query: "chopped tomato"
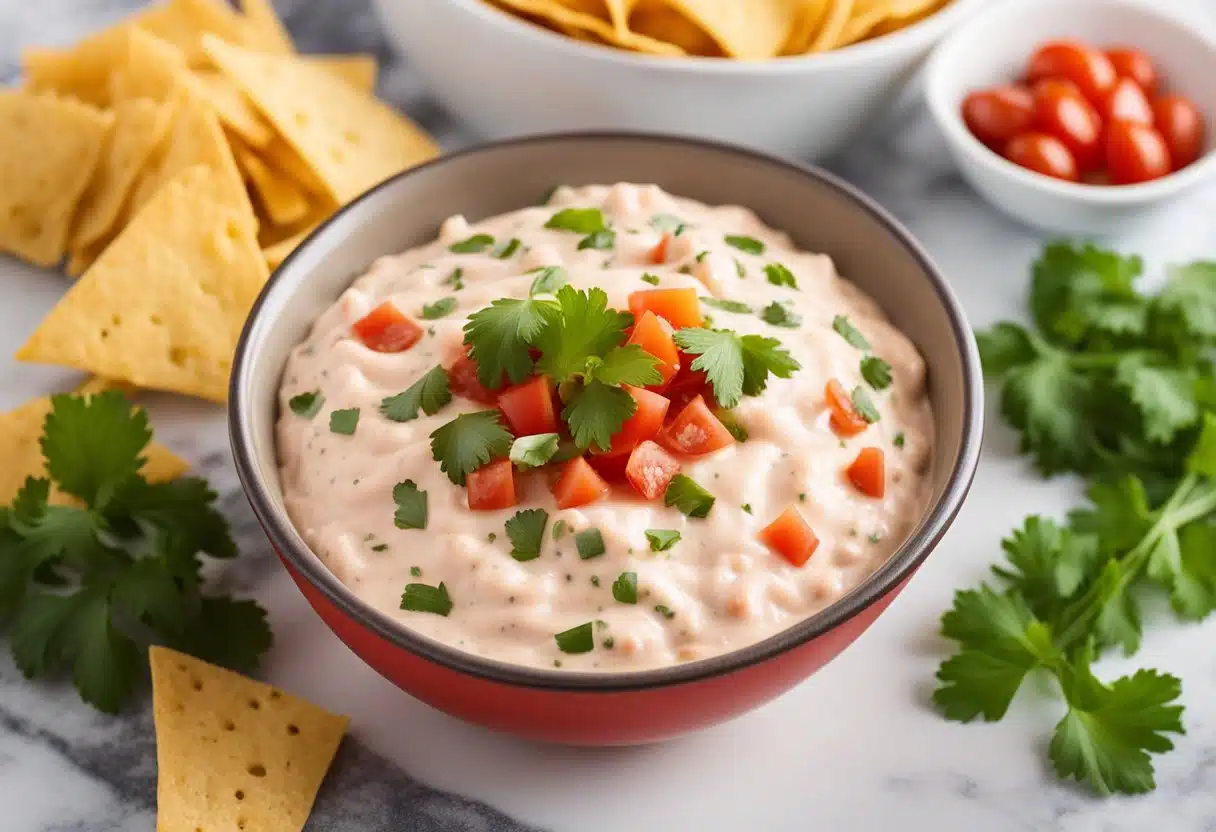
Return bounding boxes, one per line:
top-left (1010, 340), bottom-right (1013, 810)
top-left (628, 288), bottom-right (703, 329)
top-left (497, 376), bottom-right (557, 436)
top-left (758, 507), bottom-right (820, 568)
top-left (625, 310), bottom-right (680, 388)
top-left (352, 302), bottom-right (423, 353)
top-left (825, 379), bottom-right (868, 437)
top-left (961, 85), bottom-right (1035, 148)
top-left (648, 233), bottom-right (672, 264)
top-left (552, 456), bottom-right (610, 509)
top-left (659, 395), bottom-right (735, 456)
top-left (447, 347), bottom-right (499, 404)
top-left (587, 451), bottom-right (629, 482)
top-left (625, 440), bottom-right (681, 500)
top-left (601, 386), bottom-right (670, 457)
top-left (846, 447), bottom-right (885, 499)
top-left (466, 459), bottom-right (517, 511)
top-left (664, 362), bottom-right (711, 410)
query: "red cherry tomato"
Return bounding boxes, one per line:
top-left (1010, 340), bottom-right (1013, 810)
top-left (1105, 121), bottom-right (1171, 184)
top-left (1033, 83), bottom-right (1103, 170)
top-left (1098, 78), bottom-right (1153, 126)
top-left (1026, 40), bottom-right (1117, 105)
top-left (1105, 47), bottom-right (1157, 94)
top-left (1004, 132), bottom-right (1080, 181)
top-left (962, 85), bottom-right (1035, 148)
top-left (1152, 95), bottom-right (1206, 170)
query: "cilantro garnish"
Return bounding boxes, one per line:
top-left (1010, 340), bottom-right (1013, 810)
top-left (764, 263), bottom-right (798, 289)
top-left (392, 480), bottom-right (427, 530)
top-left (462, 295), bottom-right (555, 387)
top-left (654, 604), bottom-right (676, 620)
top-left (641, 273), bottom-right (661, 286)
top-left (734, 258), bottom-right (747, 279)
top-left (716, 409), bottom-right (748, 442)
top-left (534, 286), bottom-right (633, 381)
top-left (612, 572), bottom-right (638, 604)
top-left (494, 237), bottom-right (521, 259)
top-left (445, 267), bottom-right (465, 290)
top-left (649, 213), bottom-right (685, 235)
top-left (552, 519), bottom-right (569, 541)
top-left (724, 235), bottom-right (764, 255)
top-left (761, 301), bottom-right (800, 329)
top-left (288, 390), bottom-right (324, 418)
top-left (832, 315), bottom-right (870, 349)
top-left (400, 582), bottom-right (452, 616)
top-left (664, 474), bottom-right (715, 518)
top-left (673, 327), bottom-right (800, 409)
top-left (410, 565), bottom-right (422, 577)
top-left (506, 508), bottom-right (548, 561)
top-left (701, 297), bottom-right (752, 314)
top-left (429, 411), bottom-right (513, 485)
top-left (509, 433), bottom-right (560, 469)
top-left (578, 230), bottom-right (616, 251)
top-left (563, 381), bottom-right (635, 452)
top-left (449, 234), bottom-right (494, 254)
top-left (894, 431), bottom-right (906, 448)
top-left (555, 622), bottom-right (594, 654)
top-left (0, 392), bottom-right (269, 713)
top-left (575, 528), bottom-right (606, 560)
top-left (850, 387), bottom-right (880, 424)
top-left (545, 208), bottom-right (606, 234)
top-left (380, 366), bottom-right (451, 423)
top-left (329, 408), bottom-right (360, 435)
top-left (646, 529), bottom-right (681, 551)
top-left (861, 356), bottom-right (893, 390)
top-left (421, 297), bottom-right (457, 319)
top-left (528, 266), bottom-right (568, 296)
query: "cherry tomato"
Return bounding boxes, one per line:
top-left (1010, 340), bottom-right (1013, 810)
top-left (1033, 83), bottom-right (1103, 170)
top-left (1105, 47), bottom-right (1157, 94)
top-left (1004, 132), bottom-right (1080, 181)
top-left (1105, 121), bottom-right (1171, 184)
top-left (1098, 78), bottom-right (1153, 126)
top-left (962, 85), bottom-right (1035, 148)
top-left (1031, 78), bottom-right (1082, 99)
top-left (1026, 40), bottom-right (1117, 105)
top-left (1152, 95), bottom-right (1206, 170)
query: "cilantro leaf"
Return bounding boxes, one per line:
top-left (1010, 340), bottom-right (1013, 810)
top-left (975, 322), bottom-right (1040, 377)
top-left (664, 474), bottom-right (714, 518)
top-left (1069, 477), bottom-right (1153, 556)
top-left (861, 356), bottom-right (893, 390)
top-left (1031, 242), bottom-right (1146, 346)
top-left (545, 208), bottom-right (606, 234)
top-left (1163, 522), bottom-right (1216, 620)
top-left (646, 529), bottom-right (681, 551)
top-left (1152, 261), bottom-right (1216, 340)
top-left (1187, 412), bottom-right (1216, 477)
top-left (578, 230), bottom-right (616, 251)
top-left (380, 366), bottom-right (452, 423)
top-left (41, 391), bottom-right (150, 507)
top-left (590, 345), bottom-right (661, 387)
top-left (724, 235), bottom-right (764, 255)
top-left (991, 516), bottom-right (1098, 620)
top-left (555, 621), bottom-right (594, 654)
top-left (110, 476), bottom-right (237, 560)
top-left (288, 390), bottom-right (324, 418)
top-left (575, 528), bottom-right (606, 559)
top-left (612, 572), bottom-right (638, 604)
top-left (701, 297), bottom-right (752, 314)
top-left (831, 315), bottom-right (870, 349)
top-left (393, 480), bottom-right (428, 530)
top-left (649, 213), bottom-right (685, 234)
top-left (1088, 560), bottom-right (1144, 655)
top-left (494, 237), bottom-right (521, 259)
top-left (563, 380), bottom-right (635, 452)
top-left (62, 594), bottom-right (139, 714)
top-left (449, 234), bottom-right (494, 253)
top-left (510, 433), bottom-right (560, 469)
top-left (11, 592), bottom-right (79, 679)
top-left (329, 408), bottom-right (359, 435)
top-left (528, 266), bottom-right (568, 296)
top-left (429, 411), bottom-right (513, 485)
top-left (463, 295), bottom-right (556, 387)
top-left (535, 286), bottom-right (632, 382)
top-left (506, 508), bottom-right (549, 561)
top-left (850, 386), bottom-right (880, 423)
top-left (640, 273), bottom-right (660, 286)
top-left (401, 582), bottom-right (453, 616)
top-left (999, 353), bottom-right (1095, 476)
top-left (764, 263), bottom-right (798, 289)
top-left (421, 297), bottom-right (457, 319)
top-left (1113, 354), bottom-right (1199, 444)
top-left (760, 301), bottom-right (800, 328)
top-left (674, 328), bottom-right (799, 409)
top-left (110, 556), bottom-right (187, 635)
top-left (178, 597), bottom-right (273, 673)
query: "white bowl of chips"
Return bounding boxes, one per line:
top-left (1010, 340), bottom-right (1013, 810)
top-left (373, 0), bottom-right (986, 160)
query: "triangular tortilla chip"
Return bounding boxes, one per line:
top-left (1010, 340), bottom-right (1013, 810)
top-left (150, 646), bottom-right (348, 832)
top-left (493, 0), bottom-right (686, 55)
top-left (191, 68), bottom-right (273, 148)
top-left (20, 23), bottom-right (137, 108)
top-left (133, 0), bottom-right (251, 66)
top-left (71, 97), bottom-right (173, 252)
top-left (306, 54), bottom-right (377, 92)
top-left (108, 28), bottom-right (190, 104)
top-left (0, 91), bottom-right (111, 267)
top-left (0, 388), bottom-right (187, 505)
top-left (16, 166), bottom-right (270, 403)
top-left (261, 222), bottom-right (318, 270)
top-left (259, 136), bottom-right (330, 199)
top-left (203, 36), bottom-right (439, 204)
top-left (656, 0), bottom-right (804, 59)
top-left (232, 143), bottom-right (311, 227)
top-left (239, 0), bottom-right (297, 54)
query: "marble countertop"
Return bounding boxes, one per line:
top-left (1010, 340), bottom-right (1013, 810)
top-left (4, 1), bottom-right (1216, 830)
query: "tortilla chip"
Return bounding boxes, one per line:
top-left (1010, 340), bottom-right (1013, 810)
top-left (306, 55), bottom-right (378, 92)
top-left (17, 165), bottom-right (270, 403)
top-left (239, 0), bottom-right (297, 54)
top-left (494, 0), bottom-right (686, 56)
top-left (108, 28), bottom-right (190, 103)
top-left (626, 0), bottom-right (718, 55)
top-left (133, 0), bottom-right (251, 66)
top-left (71, 97), bottom-right (173, 253)
top-left (203, 36), bottom-right (439, 204)
top-left (0, 91), bottom-right (111, 267)
top-left (259, 136), bottom-right (330, 198)
top-left (150, 646), bottom-right (348, 832)
top-left (780, 0), bottom-right (831, 54)
top-left (261, 217), bottom-right (323, 270)
top-left (233, 143), bottom-right (311, 227)
top-left (20, 24), bottom-right (138, 108)
top-left (191, 68), bottom-right (274, 148)
top-left (656, 0), bottom-right (804, 59)
top-left (0, 389), bottom-right (187, 505)
top-left (809, 0), bottom-right (856, 51)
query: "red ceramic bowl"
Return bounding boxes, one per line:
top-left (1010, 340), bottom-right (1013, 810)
top-left (229, 133), bottom-right (983, 746)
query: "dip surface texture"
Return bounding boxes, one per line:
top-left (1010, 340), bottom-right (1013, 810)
top-left (276, 183), bottom-right (935, 671)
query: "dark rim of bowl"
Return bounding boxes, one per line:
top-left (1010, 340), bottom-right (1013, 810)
top-left (230, 131), bottom-right (984, 693)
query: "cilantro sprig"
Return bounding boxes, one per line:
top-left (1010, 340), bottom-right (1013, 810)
top-left (673, 328), bottom-right (799, 409)
top-left (0, 392), bottom-right (270, 713)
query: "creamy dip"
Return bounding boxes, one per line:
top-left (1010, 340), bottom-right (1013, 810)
top-left (276, 183), bottom-right (934, 671)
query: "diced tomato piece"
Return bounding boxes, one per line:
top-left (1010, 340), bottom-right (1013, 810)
top-left (352, 302), bottom-right (423, 353)
top-left (497, 376), bottom-right (557, 436)
top-left (628, 288), bottom-right (703, 329)
top-left (625, 440), bottom-right (681, 500)
top-left (758, 507), bottom-right (820, 568)
top-left (600, 385), bottom-right (670, 457)
top-left (587, 451), bottom-right (629, 482)
top-left (658, 395), bottom-right (735, 456)
top-left (625, 310), bottom-right (680, 388)
top-left (466, 459), bottom-right (517, 511)
top-left (846, 447), bottom-right (885, 498)
top-left (447, 347), bottom-right (499, 404)
top-left (825, 379), bottom-right (868, 437)
top-left (552, 456), bottom-right (610, 509)
top-left (648, 233), bottom-right (672, 264)
top-left (665, 361), bottom-right (711, 410)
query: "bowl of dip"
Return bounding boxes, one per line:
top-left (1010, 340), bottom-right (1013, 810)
top-left (230, 133), bottom-right (983, 745)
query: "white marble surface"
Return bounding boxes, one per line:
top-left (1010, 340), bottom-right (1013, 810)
top-left (3, 1), bottom-right (1216, 830)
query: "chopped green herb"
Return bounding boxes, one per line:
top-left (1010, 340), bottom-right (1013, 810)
top-left (695, 250), bottom-right (709, 263)
top-left (861, 356), bottom-right (893, 390)
top-left (462, 294), bottom-right (554, 386)
top-left (449, 234), bottom-right (494, 254)
top-left (868, 533), bottom-right (882, 543)
top-left (701, 297), bottom-right (752, 314)
top-left (552, 519), bottom-right (569, 541)
top-left (764, 263), bottom-right (798, 289)
top-left (578, 229), bottom-right (616, 251)
top-left (654, 604), bottom-right (675, 620)
top-left (421, 297), bottom-right (457, 319)
top-left (798, 492), bottom-right (807, 502)
top-left (400, 582), bottom-right (452, 616)
top-left (761, 301), bottom-right (801, 329)
top-left (894, 432), bottom-right (906, 448)
top-left (590, 575), bottom-right (601, 587)
top-left (734, 258), bottom-right (747, 279)
top-left (392, 480), bottom-right (428, 530)
top-left (717, 409), bottom-right (749, 442)
top-left (371, 543), bottom-right (389, 552)
top-left (494, 237), bottom-right (521, 259)
top-left (429, 410), bottom-right (513, 485)
top-left (488, 532), bottom-right (497, 542)
top-left (506, 508), bottom-right (549, 561)
top-left (646, 529), bottom-right (681, 551)
top-left (832, 315), bottom-right (870, 349)
top-left (603, 637), bottom-right (615, 649)
top-left (649, 213), bottom-right (685, 235)
top-left (563, 380), bottom-right (638, 452)
top-left (641, 273), bottom-right (661, 286)
top-left (851, 386), bottom-right (881, 424)
top-left (575, 528), bottom-right (606, 560)
top-left (328, 408), bottom-right (360, 435)
top-left (612, 572), bottom-right (638, 604)
top-left (289, 390), bottom-right (324, 418)
top-left (673, 327), bottom-right (800, 409)
top-left (510, 433), bottom-right (561, 469)
top-left (742, 503), bottom-right (753, 514)
top-left (664, 474), bottom-right (715, 518)
top-left (528, 265), bottom-right (568, 296)
top-left (380, 366), bottom-right (452, 422)
top-left (554, 622), bottom-right (595, 654)
top-left (725, 235), bottom-right (764, 255)
top-left (410, 566), bottom-right (422, 577)
top-left (445, 267), bottom-right (465, 290)
top-left (545, 208), bottom-right (606, 234)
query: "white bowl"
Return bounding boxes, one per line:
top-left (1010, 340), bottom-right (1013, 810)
top-left (372, 0), bottom-right (987, 160)
top-left (924, 0), bottom-right (1216, 236)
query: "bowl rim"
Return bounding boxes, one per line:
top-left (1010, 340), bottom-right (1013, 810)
top-left (924, 0), bottom-right (1216, 203)
top-left (380, 0), bottom-right (990, 72)
top-left (229, 132), bottom-right (985, 693)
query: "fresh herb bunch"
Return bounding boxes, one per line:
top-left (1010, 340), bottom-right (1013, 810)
top-left (0, 392), bottom-right (271, 713)
top-left (935, 243), bottom-right (1216, 795)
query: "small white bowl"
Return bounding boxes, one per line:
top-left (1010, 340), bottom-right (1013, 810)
top-left (372, 0), bottom-right (987, 160)
top-left (924, 0), bottom-right (1216, 236)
